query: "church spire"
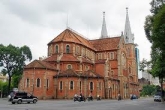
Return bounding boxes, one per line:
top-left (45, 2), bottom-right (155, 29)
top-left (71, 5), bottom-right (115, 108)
top-left (124, 7), bottom-right (134, 44)
top-left (100, 12), bottom-right (108, 39)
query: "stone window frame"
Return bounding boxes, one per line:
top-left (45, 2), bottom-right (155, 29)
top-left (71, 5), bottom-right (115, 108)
top-left (26, 78), bottom-right (30, 88)
top-left (89, 82), bottom-right (94, 91)
top-left (46, 79), bottom-right (49, 89)
top-left (111, 70), bottom-right (114, 75)
top-left (82, 48), bottom-right (85, 56)
top-left (59, 81), bottom-right (63, 90)
top-left (86, 65), bottom-right (89, 71)
top-left (36, 78), bottom-right (41, 88)
top-left (99, 82), bottom-right (102, 90)
top-left (69, 81), bottom-right (74, 90)
top-left (110, 52), bottom-right (114, 60)
top-left (76, 45), bottom-right (80, 55)
top-left (66, 44), bottom-right (70, 54)
top-left (67, 64), bottom-right (72, 69)
top-left (55, 45), bottom-right (59, 53)
top-left (79, 81), bottom-right (82, 91)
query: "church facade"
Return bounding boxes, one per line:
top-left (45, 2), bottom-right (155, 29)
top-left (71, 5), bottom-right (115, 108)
top-left (19, 9), bottom-right (139, 100)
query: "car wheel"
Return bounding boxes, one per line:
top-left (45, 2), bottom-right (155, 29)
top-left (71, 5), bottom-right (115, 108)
top-left (17, 100), bottom-right (22, 104)
top-left (33, 99), bottom-right (37, 103)
top-left (12, 102), bottom-right (15, 104)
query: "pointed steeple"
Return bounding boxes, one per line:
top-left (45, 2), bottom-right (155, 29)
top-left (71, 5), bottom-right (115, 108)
top-left (100, 12), bottom-right (108, 39)
top-left (124, 7), bottom-right (134, 44)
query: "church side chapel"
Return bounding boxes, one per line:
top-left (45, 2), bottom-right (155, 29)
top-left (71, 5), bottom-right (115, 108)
top-left (19, 8), bottom-right (139, 100)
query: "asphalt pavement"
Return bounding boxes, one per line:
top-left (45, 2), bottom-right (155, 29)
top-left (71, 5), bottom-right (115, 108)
top-left (0, 97), bottom-right (164, 110)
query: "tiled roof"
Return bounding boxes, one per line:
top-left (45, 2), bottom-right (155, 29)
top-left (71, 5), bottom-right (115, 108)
top-left (25, 60), bottom-right (56, 70)
top-left (60, 54), bottom-right (79, 62)
top-left (44, 54), bottom-right (79, 62)
top-left (82, 57), bottom-right (93, 64)
top-left (54, 69), bottom-right (79, 77)
top-left (83, 70), bottom-right (103, 78)
top-left (44, 54), bottom-right (58, 62)
top-left (90, 37), bottom-right (120, 51)
top-left (48, 28), bottom-right (95, 50)
top-left (54, 69), bottom-right (103, 78)
top-left (95, 59), bottom-right (106, 64)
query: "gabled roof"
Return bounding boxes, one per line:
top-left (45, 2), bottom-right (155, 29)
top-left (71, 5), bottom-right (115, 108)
top-left (90, 37), bottom-right (121, 51)
top-left (48, 28), bottom-right (95, 50)
top-left (25, 60), bottom-right (56, 70)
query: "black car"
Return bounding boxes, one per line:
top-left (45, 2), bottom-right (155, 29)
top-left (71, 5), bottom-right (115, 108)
top-left (8, 91), bottom-right (38, 104)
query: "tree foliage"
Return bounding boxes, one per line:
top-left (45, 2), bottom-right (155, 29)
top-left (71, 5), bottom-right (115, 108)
top-left (144, 1), bottom-right (165, 101)
top-left (0, 44), bottom-right (32, 93)
top-left (0, 81), bottom-right (8, 97)
top-left (140, 85), bottom-right (157, 96)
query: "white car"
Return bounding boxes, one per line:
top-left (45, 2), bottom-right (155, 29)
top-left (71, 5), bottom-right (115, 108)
top-left (154, 95), bottom-right (161, 102)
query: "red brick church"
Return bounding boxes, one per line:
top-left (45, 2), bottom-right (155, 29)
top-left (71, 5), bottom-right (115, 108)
top-left (19, 9), bottom-right (139, 99)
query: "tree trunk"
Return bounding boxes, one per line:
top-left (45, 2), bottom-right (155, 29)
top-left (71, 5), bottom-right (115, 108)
top-left (160, 78), bottom-right (164, 102)
top-left (8, 76), bottom-right (11, 94)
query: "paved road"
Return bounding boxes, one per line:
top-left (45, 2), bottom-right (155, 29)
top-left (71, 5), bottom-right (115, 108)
top-left (0, 97), bottom-right (164, 110)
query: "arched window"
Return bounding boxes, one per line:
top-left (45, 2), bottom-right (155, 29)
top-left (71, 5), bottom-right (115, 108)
top-left (80, 81), bottom-right (81, 91)
top-left (110, 52), bottom-right (114, 60)
top-left (82, 48), bottom-right (85, 56)
top-left (55, 45), bottom-right (59, 53)
top-left (46, 79), bottom-right (49, 89)
top-left (67, 64), bottom-right (72, 69)
top-left (89, 82), bottom-right (93, 90)
top-left (59, 81), bottom-right (63, 90)
top-left (129, 67), bottom-right (131, 73)
top-left (37, 78), bottom-right (40, 87)
top-left (70, 81), bottom-right (74, 90)
top-left (99, 82), bottom-right (102, 90)
top-left (66, 45), bottom-right (70, 53)
top-left (26, 78), bottom-right (29, 88)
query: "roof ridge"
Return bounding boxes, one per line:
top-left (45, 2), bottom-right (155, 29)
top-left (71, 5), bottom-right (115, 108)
top-left (90, 36), bottom-right (121, 41)
top-left (36, 60), bottom-right (46, 68)
top-left (67, 27), bottom-right (89, 40)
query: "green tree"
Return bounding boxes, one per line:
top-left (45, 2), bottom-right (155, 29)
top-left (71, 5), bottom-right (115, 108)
top-left (140, 85), bottom-right (157, 96)
top-left (144, 1), bottom-right (165, 101)
top-left (0, 44), bottom-right (32, 94)
top-left (0, 81), bottom-right (8, 97)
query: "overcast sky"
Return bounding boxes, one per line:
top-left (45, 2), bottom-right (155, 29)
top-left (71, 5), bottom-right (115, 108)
top-left (0, 0), bottom-right (152, 77)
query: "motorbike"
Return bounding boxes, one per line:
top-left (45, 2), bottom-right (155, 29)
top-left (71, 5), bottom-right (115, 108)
top-left (118, 96), bottom-right (122, 101)
top-left (87, 96), bottom-right (93, 101)
top-left (97, 96), bottom-right (101, 101)
top-left (74, 95), bottom-right (86, 102)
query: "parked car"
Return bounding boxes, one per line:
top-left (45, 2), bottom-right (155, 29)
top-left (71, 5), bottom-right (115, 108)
top-left (154, 95), bottom-right (161, 102)
top-left (130, 94), bottom-right (138, 100)
top-left (8, 91), bottom-right (38, 104)
top-left (154, 94), bottom-right (165, 102)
